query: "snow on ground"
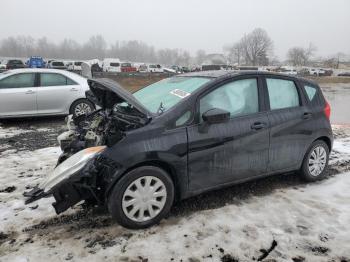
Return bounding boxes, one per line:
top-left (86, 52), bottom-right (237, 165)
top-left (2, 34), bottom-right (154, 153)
top-left (0, 127), bottom-right (350, 262)
top-left (0, 127), bottom-right (31, 139)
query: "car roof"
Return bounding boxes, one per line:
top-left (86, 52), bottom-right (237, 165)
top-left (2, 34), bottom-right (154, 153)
top-left (180, 70), bottom-right (318, 85)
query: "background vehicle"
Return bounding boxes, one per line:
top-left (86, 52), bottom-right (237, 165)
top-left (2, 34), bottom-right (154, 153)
top-left (0, 68), bottom-right (94, 118)
top-left (148, 64), bottom-right (163, 73)
top-left (121, 62), bottom-right (137, 72)
top-left (102, 58), bottom-right (121, 72)
top-left (47, 60), bottom-right (67, 70)
top-left (0, 60), bottom-right (6, 72)
top-left (25, 71), bottom-right (333, 229)
top-left (26, 56), bottom-right (45, 68)
top-left (338, 72), bottom-right (350, 77)
top-left (308, 68), bottom-right (326, 76)
top-left (67, 61), bottom-right (83, 71)
top-left (2, 59), bottom-right (26, 70)
top-left (138, 64), bottom-right (148, 73)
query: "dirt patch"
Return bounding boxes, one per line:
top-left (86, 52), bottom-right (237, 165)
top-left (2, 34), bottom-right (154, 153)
top-left (0, 186), bottom-right (16, 193)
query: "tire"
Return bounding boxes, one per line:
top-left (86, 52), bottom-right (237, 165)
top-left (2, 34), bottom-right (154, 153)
top-left (108, 166), bottom-right (174, 229)
top-left (299, 140), bottom-right (329, 182)
top-left (69, 99), bottom-right (95, 118)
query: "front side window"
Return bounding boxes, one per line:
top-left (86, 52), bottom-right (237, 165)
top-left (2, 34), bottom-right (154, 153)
top-left (40, 73), bottom-right (69, 86)
top-left (175, 111), bottom-right (191, 127)
top-left (133, 77), bottom-right (211, 114)
top-left (0, 73), bottom-right (35, 89)
top-left (266, 78), bottom-right (300, 110)
top-left (199, 78), bottom-right (259, 120)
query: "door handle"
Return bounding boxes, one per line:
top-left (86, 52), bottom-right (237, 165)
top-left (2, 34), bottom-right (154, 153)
top-left (251, 122), bottom-right (267, 130)
top-left (303, 112), bottom-right (313, 119)
top-left (70, 87), bottom-right (78, 91)
top-left (25, 90), bottom-right (35, 94)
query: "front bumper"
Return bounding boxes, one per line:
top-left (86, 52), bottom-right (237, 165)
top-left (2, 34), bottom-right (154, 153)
top-left (23, 186), bottom-right (48, 204)
top-left (24, 181), bottom-right (88, 214)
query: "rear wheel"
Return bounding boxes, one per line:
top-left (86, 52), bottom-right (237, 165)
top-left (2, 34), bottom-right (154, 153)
top-left (70, 99), bottom-right (94, 118)
top-left (300, 140), bottom-right (329, 181)
top-left (108, 166), bottom-right (174, 229)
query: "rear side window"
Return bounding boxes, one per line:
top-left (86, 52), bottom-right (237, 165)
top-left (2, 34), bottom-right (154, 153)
top-left (0, 73), bottom-right (35, 89)
top-left (200, 78), bottom-right (259, 119)
top-left (40, 73), bottom-right (76, 86)
top-left (266, 78), bottom-right (299, 110)
top-left (304, 85), bottom-right (317, 101)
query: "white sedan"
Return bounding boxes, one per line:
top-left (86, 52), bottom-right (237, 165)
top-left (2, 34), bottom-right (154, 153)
top-left (0, 69), bottom-right (95, 118)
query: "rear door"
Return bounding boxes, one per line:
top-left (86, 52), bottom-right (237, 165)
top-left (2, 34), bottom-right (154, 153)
top-left (0, 73), bottom-right (37, 117)
top-left (37, 72), bottom-right (81, 115)
top-left (264, 76), bottom-right (312, 172)
top-left (187, 76), bottom-right (270, 191)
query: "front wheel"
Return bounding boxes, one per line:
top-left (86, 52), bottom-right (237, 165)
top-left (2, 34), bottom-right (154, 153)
top-left (70, 99), bottom-right (94, 118)
top-left (108, 166), bottom-right (174, 229)
top-left (299, 140), bottom-right (329, 182)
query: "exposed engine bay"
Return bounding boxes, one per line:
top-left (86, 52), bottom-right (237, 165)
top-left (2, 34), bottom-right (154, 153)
top-left (57, 103), bottom-right (149, 164)
top-left (23, 78), bottom-right (153, 213)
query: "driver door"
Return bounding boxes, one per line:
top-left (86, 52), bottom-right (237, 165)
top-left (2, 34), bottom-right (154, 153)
top-left (187, 76), bottom-right (270, 191)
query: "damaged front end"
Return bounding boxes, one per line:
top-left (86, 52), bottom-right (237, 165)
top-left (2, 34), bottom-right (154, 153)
top-left (24, 78), bottom-right (152, 213)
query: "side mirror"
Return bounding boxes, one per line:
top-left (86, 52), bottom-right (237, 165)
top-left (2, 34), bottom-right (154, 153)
top-left (202, 108), bottom-right (230, 124)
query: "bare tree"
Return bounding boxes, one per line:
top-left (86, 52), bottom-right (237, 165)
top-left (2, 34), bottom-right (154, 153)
top-left (224, 42), bottom-right (244, 65)
top-left (195, 49), bottom-right (206, 65)
top-left (224, 28), bottom-right (273, 66)
top-left (287, 43), bottom-right (317, 66)
top-left (240, 28), bottom-right (273, 66)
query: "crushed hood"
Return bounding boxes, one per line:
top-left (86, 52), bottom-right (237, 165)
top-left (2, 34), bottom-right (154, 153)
top-left (86, 78), bottom-right (151, 117)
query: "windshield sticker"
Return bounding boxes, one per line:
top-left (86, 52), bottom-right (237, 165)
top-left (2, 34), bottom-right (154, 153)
top-left (170, 89), bottom-right (191, 99)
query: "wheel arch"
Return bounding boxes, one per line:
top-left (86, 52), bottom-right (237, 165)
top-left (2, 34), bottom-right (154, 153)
top-left (314, 136), bottom-right (332, 151)
top-left (106, 159), bottom-right (182, 203)
top-left (69, 97), bottom-right (95, 115)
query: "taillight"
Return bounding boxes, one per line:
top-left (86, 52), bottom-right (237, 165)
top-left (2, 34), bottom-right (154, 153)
top-left (324, 101), bottom-right (331, 120)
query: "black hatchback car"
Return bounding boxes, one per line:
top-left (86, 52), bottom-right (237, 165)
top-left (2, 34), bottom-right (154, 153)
top-left (25, 71), bottom-right (333, 229)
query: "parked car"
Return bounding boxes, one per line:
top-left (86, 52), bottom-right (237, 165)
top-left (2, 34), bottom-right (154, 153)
top-left (121, 62), bottom-right (137, 72)
top-left (0, 61), bottom-right (6, 72)
top-left (26, 56), bottom-right (46, 68)
top-left (2, 59), bottom-right (26, 70)
top-left (138, 64), bottom-right (148, 73)
top-left (47, 61), bottom-right (67, 70)
top-left (148, 64), bottom-right (163, 73)
top-left (337, 72), bottom-right (350, 77)
top-left (0, 69), bottom-right (95, 118)
top-left (67, 61), bottom-right (83, 71)
top-left (102, 58), bottom-right (121, 73)
top-left (308, 68), bottom-right (326, 76)
top-left (24, 71), bottom-right (333, 229)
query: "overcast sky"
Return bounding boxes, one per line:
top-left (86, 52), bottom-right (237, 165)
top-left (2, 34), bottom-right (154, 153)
top-left (1, 0), bottom-right (349, 59)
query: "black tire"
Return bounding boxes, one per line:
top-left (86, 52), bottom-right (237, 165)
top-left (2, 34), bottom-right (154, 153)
top-left (300, 140), bottom-right (329, 182)
top-left (69, 99), bottom-right (95, 118)
top-left (108, 166), bottom-right (174, 229)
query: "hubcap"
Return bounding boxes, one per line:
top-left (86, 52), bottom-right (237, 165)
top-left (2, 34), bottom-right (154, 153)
top-left (74, 102), bottom-right (92, 116)
top-left (122, 176), bottom-right (167, 222)
top-left (308, 146), bottom-right (327, 177)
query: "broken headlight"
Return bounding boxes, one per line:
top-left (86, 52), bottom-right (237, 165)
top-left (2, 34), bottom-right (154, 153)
top-left (39, 146), bottom-right (106, 193)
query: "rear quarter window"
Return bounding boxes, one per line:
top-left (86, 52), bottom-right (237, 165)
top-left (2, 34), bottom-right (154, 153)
top-left (303, 84), bottom-right (317, 101)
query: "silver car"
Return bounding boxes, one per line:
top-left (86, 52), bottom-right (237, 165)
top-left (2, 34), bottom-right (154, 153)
top-left (0, 69), bottom-right (95, 118)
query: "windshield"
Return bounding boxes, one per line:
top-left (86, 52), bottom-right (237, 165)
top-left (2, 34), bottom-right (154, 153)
top-left (133, 76), bottom-right (211, 113)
